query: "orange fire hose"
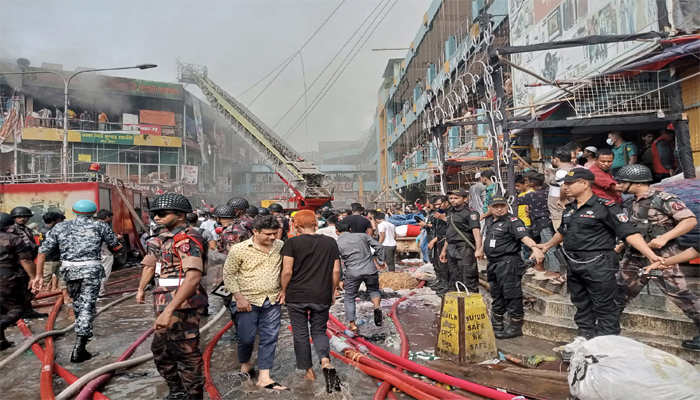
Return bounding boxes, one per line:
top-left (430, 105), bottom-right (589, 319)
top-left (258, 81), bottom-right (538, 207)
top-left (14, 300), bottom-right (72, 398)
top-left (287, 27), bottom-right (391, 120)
top-left (203, 320), bottom-right (233, 400)
top-left (40, 297), bottom-right (63, 400)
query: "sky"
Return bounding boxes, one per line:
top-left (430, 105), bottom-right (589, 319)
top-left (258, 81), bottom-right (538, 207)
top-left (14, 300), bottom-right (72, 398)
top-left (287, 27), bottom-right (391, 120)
top-left (0, 0), bottom-right (432, 153)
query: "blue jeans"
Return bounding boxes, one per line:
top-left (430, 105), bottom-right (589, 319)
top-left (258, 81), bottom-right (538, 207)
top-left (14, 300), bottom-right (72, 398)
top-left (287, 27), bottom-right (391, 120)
top-left (539, 227), bottom-right (561, 273)
top-left (230, 298), bottom-right (281, 370)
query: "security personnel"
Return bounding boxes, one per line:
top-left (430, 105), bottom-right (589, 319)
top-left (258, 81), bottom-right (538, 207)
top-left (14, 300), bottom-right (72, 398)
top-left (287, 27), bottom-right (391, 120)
top-left (479, 196), bottom-right (544, 339)
top-left (258, 207), bottom-right (270, 216)
top-left (439, 189), bottom-right (483, 293)
top-left (34, 199), bottom-right (122, 362)
top-left (423, 195), bottom-right (449, 293)
top-left (7, 206), bottom-right (46, 319)
top-left (268, 203), bottom-right (289, 241)
top-left (247, 205), bottom-right (259, 221)
top-left (136, 193), bottom-right (208, 400)
top-left (212, 205), bottom-right (251, 254)
top-left (0, 212), bottom-right (37, 351)
top-left (538, 169), bottom-right (659, 338)
top-left (227, 197), bottom-right (254, 235)
top-left (614, 164), bottom-right (700, 350)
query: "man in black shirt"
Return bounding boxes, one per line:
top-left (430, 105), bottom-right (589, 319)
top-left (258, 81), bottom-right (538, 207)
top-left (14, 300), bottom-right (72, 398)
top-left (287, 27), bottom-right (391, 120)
top-left (439, 189), bottom-right (483, 293)
top-left (538, 169), bottom-right (660, 338)
top-left (479, 196), bottom-right (544, 339)
top-left (342, 204), bottom-right (373, 235)
top-left (423, 195), bottom-right (449, 292)
top-left (279, 210), bottom-right (342, 393)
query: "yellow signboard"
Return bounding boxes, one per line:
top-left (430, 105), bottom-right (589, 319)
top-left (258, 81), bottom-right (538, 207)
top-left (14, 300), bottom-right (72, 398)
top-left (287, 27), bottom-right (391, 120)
top-left (21, 127), bottom-right (181, 148)
top-left (78, 154), bottom-right (92, 162)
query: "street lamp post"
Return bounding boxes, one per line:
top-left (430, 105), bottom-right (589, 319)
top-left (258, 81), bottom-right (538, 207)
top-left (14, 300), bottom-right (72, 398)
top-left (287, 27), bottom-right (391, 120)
top-left (0, 63), bottom-right (157, 180)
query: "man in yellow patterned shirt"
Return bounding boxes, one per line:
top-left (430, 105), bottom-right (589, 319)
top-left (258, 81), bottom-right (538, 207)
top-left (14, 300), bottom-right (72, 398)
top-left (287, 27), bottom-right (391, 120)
top-left (223, 215), bottom-right (288, 391)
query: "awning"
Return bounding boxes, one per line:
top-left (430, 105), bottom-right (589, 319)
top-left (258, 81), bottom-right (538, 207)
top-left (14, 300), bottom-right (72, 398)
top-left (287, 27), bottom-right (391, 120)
top-left (607, 39), bottom-right (700, 76)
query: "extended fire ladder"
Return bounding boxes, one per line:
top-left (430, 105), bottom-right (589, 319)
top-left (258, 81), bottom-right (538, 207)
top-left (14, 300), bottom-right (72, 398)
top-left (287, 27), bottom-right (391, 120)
top-left (177, 62), bottom-right (334, 208)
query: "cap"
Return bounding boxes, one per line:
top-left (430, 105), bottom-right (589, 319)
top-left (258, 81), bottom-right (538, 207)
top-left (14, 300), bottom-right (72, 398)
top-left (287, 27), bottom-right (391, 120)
top-left (474, 172), bottom-right (481, 179)
top-left (447, 189), bottom-right (469, 197)
top-left (490, 196), bottom-right (508, 205)
top-left (560, 168), bottom-right (596, 182)
top-left (584, 146), bottom-right (597, 153)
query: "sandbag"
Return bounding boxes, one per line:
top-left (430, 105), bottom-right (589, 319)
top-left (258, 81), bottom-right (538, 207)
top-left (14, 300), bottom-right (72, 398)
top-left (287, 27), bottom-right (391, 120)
top-left (435, 283), bottom-right (497, 363)
top-left (379, 272), bottom-right (420, 290)
top-left (413, 263), bottom-right (436, 282)
top-left (567, 336), bottom-right (700, 400)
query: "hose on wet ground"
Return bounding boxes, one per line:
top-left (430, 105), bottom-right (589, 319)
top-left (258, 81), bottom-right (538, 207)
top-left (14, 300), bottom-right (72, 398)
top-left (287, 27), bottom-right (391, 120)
top-left (328, 313), bottom-right (517, 400)
top-left (0, 294), bottom-right (136, 370)
top-left (40, 297), bottom-right (64, 400)
top-left (375, 281), bottom-right (425, 400)
top-left (16, 318), bottom-right (111, 400)
top-left (75, 327), bottom-right (155, 400)
top-left (54, 306), bottom-right (228, 400)
top-left (34, 272), bottom-right (142, 300)
top-left (203, 320), bottom-right (233, 400)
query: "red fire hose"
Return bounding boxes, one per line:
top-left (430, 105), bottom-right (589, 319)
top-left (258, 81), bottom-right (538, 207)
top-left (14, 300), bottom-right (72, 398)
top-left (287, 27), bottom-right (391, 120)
top-left (328, 314), bottom-right (516, 400)
top-left (40, 297), bottom-right (64, 400)
top-left (203, 321), bottom-right (234, 400)
top-left (75, 328), bottom-right (154, 400)
top-left (35, 273), bottom-right (141, 300)
top-left (16, 316), bottom-right (110, 400)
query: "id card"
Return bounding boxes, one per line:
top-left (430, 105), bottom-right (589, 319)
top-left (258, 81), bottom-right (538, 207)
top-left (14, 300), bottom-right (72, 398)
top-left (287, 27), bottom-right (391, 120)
top-left (489, 239), bottom-right (496, 248)
top-left (155, 262), bottom-right (162, 275)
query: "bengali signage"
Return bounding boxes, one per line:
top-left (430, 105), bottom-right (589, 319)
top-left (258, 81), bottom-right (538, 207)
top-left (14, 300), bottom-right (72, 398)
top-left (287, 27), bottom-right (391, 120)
top-left (191, 97), bottom-right (208, 166)
top-left (123, 123), bottom-right (162, 135)
top-left (182, 165), bottom-right (199, 185)
top-left (21, 127), bottom-right (181, 147)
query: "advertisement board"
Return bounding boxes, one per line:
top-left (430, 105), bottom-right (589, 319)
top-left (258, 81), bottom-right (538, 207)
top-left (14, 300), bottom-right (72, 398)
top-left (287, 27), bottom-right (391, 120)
top-left (508, 0), bottom-right (659, 112)
top-left (192, 97), bottom-right (208, 166)
top-left (182, 165), bottom-right (198, 185)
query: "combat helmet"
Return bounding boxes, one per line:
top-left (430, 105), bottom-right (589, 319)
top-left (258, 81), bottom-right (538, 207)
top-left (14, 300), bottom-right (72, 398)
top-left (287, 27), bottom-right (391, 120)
top-left (72, 200), bottom-right (97, 216)
top-left (226, 197), bottom-right (249, 210)
top-left (0, 212), bottom-right (14, 229)
top-left (258, 207), bottom-right (270, 216)
top-left (10, 206), bottom-right (33, 218)
top-left (149, 193), bottom-right (192, 213)
top-left (247, 205), bottom-right (259, 216)
top-left (268, 203), bottom-right (283, 213)
top-left (211, 204), bottom-right (237, 218)
top-left (615, 164), bottom-right (653, 183)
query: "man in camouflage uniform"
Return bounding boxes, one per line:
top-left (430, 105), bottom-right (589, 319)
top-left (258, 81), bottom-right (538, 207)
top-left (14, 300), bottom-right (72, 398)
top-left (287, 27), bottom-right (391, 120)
top-left (8, 206), bottom-right (46, 319)
top-left (227, 197), bottom-right (254, 236)
top-left (137, 193), bottom-right (208, 400)
top-left (268, 203), bottom-right (289, 241)
top-left (33, 200), bottom-right (122, 362)
top-left (0, 212), bottom-right (37, 351)
top-left (212, 204), bottom-right (252, 254)
top-left (615, 165), bottom-right (700, 350)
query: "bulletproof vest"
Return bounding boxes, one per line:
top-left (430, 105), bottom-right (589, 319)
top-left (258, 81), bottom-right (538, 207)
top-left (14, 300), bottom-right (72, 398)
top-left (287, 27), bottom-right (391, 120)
top-left (633, 191), bottom-right (673, 242)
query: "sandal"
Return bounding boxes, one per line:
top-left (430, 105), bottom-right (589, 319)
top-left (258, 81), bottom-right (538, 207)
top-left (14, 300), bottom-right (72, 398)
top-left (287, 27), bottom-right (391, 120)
top-left (322, 367), bottom-right (342, 393)
top-left (260, 381), bottom-right (289, 391)
top-left (549, 275), bottom-right (567, 285)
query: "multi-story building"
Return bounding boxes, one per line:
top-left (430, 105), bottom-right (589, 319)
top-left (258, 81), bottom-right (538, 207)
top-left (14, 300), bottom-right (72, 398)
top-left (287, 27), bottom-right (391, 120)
top-left (0, 59), bottom-right (287, 207)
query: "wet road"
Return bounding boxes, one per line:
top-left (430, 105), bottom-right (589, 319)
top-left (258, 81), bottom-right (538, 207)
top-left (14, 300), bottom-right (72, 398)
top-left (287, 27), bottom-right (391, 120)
top-left (0, 268), bottom-right (445, 400)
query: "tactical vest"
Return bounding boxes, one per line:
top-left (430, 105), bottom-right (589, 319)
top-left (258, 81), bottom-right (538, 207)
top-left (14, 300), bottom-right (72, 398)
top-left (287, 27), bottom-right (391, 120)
top-left (633, 191), bottom-right (674, 242)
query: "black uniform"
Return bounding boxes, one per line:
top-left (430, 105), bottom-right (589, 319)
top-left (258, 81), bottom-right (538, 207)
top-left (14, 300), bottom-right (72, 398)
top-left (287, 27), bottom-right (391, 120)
top-left (0, 232), bottom-right (32, 345)
top-left (427, 210), bottom-right (448, 283)
top-left (485, 214), bottom-right (530, 320)
top-left (445, 205), bottom-right (481, 292)
top-left (559, 195), bottom-right (637, 337)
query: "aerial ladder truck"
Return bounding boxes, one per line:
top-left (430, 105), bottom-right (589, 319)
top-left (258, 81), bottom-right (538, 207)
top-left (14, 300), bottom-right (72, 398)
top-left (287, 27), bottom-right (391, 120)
top-left (177, 62), bottom-right (334, 210)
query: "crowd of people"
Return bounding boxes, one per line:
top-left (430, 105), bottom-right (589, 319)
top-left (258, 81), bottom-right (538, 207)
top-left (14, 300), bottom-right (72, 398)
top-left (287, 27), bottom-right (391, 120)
top-left (28, 106), bottom-right (112, 131)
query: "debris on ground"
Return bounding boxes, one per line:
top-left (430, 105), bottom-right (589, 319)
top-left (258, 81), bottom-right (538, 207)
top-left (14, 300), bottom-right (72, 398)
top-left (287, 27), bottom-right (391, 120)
top-left (379, 272), bottom-right (420, 290)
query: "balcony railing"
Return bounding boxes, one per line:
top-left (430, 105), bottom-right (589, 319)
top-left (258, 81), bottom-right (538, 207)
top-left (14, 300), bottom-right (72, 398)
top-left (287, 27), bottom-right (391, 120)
top-left (24, 116), bottom-right (177, 135)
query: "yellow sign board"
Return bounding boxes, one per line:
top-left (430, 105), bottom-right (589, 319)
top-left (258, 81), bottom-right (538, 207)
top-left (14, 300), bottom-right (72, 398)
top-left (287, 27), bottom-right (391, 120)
top-left (21, 127), bottom-right (182, 148)
top-left (78, 153), bottom-right (92, 162)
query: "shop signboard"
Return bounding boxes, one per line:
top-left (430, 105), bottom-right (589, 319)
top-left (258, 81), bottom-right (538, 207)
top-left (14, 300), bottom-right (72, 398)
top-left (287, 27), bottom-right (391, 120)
top-left (21, 127), bottom-right (181, 148)
top-left (192, 97), bottom-right (208, 165)
top-left (182, 165), bottom-right (198, 185)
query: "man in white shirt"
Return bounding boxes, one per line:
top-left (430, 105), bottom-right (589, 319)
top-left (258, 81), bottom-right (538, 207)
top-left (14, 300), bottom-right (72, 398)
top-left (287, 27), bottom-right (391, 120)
top-left (94, 210), bottom-right (121, 297)
top-left (376, 212), bottom-right (397, 271)
top-left (200, 214), bottom-right (219, 240)
top-left (316, 215), bottom-right (339, 240)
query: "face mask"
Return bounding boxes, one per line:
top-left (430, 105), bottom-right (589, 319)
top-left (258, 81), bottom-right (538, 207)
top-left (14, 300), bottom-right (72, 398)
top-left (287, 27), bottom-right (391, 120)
top-left (606, 138), bottom-right (614, 146)
top-left (577, 151), bottom-right (583, 158)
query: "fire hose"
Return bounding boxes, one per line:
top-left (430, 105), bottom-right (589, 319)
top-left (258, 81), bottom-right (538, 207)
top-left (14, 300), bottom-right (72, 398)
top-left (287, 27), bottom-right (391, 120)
top-left (40, 297), bottom-right (64, 400)
top-left (328, 313), bottom-right (518, 400)
top-left (75, 327), bottom-right (155, 400)
top-left (0, 294), bottom-right (136, 370)
top-left (203, 320), bottom-right (234, 400)
top-left (375, 281), bottom-right (425, 400)
top-left (54, 306), bottom-right (229, 400)
top-left (34, 273), bottom-right (142, 300)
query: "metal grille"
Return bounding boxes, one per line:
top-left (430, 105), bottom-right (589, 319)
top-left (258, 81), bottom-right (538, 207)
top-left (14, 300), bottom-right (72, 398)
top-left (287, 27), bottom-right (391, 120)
top-left (572, 73), bottom-right (671, 118)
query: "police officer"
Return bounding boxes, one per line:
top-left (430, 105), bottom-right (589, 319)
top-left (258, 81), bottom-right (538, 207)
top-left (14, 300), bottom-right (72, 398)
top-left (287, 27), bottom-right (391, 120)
top-left (227, 197), bottom-right (254, 236)
top-left (268, 203), bottom-right (289, 241)
top-left (538, 169), bottom-right (659, 338)
top-left (478, 196), bottom-right (544, 339)
top-left (7, 206), bottom-right (46, 319)
top-left (212, 205), bottom-right (251, 254)
top-left (0, 212), bottom-right (37, 351)
top-left (614, 164), bottom-right (700, 350)
top-left (33, 199), bottom-right (122, 362)
top-left (136, 193), bottom-right (208, 400)
top-left (439, 189), bottom-right (483, 293)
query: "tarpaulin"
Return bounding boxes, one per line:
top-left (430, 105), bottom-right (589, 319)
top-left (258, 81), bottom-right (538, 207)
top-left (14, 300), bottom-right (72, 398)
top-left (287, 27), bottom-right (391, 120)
top-left (139, 110), bottom-right (175, 126)
top-left (607, 39), bottom-right (700, 76)
top-left (497, 32), bottom-right (668, 55)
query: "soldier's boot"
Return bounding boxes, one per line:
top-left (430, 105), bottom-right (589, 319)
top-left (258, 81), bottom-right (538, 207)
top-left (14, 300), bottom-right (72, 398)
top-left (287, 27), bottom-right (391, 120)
top-left (70, 336), bottom-right (94, 363)
top-left (681, 320), bottom-right (700, 351)
top-left (162, 381), bottom-right (187, 400)
top-left (188, 386), bottom-right (204, 400)
top-left (495, 319), bottom-right (523, 339)
top-left (491, 314), bottom-right (504, 334)
top-left (0, 328), bottom-right (13, 351)
top-left (435, 266), bottom-right (451, 292)
top-left (22, 309), bottom-right (49, 320)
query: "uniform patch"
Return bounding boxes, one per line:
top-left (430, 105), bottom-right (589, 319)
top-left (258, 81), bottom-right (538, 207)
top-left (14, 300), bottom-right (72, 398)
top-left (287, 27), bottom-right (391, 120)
top-left (564, 210), bottom-right (574, 217)
top-left (580, 214), bottom-right (595, 218)
top-left (671, 202), bottom-right (684, 211)
top-left (179, 243), bottom-right (190, 252)
top-left (470, 214), bottom-right (477, 220)
top-left (517, 227), bottom-right (525, 232)
top-left (617, 213), bottom-right (628, 222)
top-left (510, 217), bottom-right (519, 221)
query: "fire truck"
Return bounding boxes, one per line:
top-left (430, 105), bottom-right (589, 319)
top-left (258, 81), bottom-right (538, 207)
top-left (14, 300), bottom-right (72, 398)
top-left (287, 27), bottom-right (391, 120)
top-left (177, 62), bottom-right (334, 210)
top-left (0, 173), bottom-right (149, 266)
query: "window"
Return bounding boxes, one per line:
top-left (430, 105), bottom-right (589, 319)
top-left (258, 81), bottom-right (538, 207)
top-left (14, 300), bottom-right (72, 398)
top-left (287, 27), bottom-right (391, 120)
top-left (121, 149), bottom-right (139, 164)
top-left (99, 188), bottom-right (112, 211)
top-left (161, 165), bottom-right (178, 180)
top-left (141, 165), bottom-right (159, 183)
top-left (140, 150), bottom-right (159, 164)
top-left (98, 147), bottom-right (119, 163)
top-left (160, 149), bottom-right (178, 164)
